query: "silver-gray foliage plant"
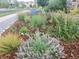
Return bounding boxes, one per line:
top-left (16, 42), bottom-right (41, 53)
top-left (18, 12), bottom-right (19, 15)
top-left (16, 31), bottom-right (64, 59)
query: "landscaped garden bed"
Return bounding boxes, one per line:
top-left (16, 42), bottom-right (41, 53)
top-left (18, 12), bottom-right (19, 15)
top-left (0, 0), bottom-right (79, 59)
top-left (0, 10), bottom-right (79, 59)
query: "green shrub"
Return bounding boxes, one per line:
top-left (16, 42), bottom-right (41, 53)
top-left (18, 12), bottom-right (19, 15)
top-left (48, 12), bottom-right (79, 42)
top-left (44, 7), bottom-right (49, 12)
top-left (30, 15), bottom-right (46, 28)
top-left (31, 33), bottom-right (47, 54)
top-left (18, 13), bottom-right (26, 21)
top-left (37, 0), bottom-right (48, 6)
top-left (0, 33), bottom-right (21, 55)
top-left (48, 0), bottom-right (66, 11)
top-left (70, 8), bottom-right (79, 15)
top-left (18, 12), bottom-right (30, 24)
top-left (19, 26), bottom-right (28, 35)
top-left (24, 15), bottom-right (30, 23)
top-left (0, 2), bottom-right (9, 8)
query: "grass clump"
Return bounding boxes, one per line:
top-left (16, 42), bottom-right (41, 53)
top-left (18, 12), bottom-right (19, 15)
top-left (48, 11), bottom-right (79, 42)
top-left (0, 33), bottom-right (21, 55)
top-left (30, 14), bottom-right (46, 28)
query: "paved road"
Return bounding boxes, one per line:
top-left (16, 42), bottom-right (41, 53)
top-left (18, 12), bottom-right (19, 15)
top-left (0, 8), bottom-right (9, 13)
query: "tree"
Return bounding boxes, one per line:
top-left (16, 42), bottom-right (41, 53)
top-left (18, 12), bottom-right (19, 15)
top-left (0, 2), bottom-right (9, 8)
top-left (37, 0), bottom-right (48, 7)
top-left (0, 0), bottom-right (9, 8)
top-left (48, 0), bottom-right (66, 11)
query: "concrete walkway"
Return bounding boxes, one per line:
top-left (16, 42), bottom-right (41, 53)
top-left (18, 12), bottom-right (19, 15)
top-left (0, 14), bottom-right (18, 35)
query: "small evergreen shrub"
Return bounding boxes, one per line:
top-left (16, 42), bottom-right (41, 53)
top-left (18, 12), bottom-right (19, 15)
top-left (19, 26), bottom-right (28, 35)
top-left (18, 13), bottom-right (26, 21)
top-left (48, 0), bottom-right (66, 11)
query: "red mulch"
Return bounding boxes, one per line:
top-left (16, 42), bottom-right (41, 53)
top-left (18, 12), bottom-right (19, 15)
top-left (61, 41), bottom-right (79, 59)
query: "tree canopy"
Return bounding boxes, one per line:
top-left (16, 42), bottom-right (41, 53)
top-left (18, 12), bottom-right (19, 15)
top-left (37, 0), bottom-right (48, 6)
top-left (48, 0), bottom-right (66, 11)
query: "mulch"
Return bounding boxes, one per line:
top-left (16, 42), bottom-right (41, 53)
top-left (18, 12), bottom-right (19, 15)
top-left (61, 41), bottom-right (79, 59)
